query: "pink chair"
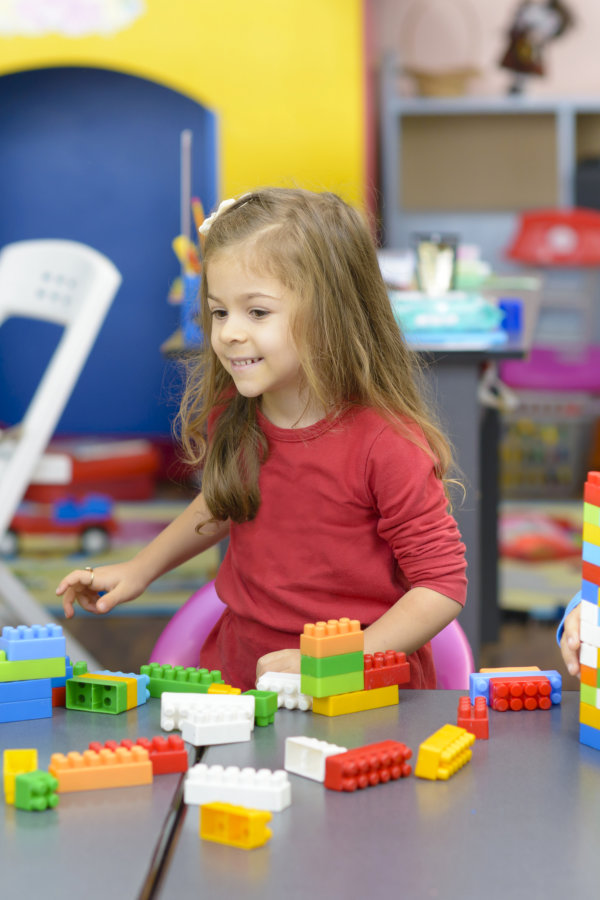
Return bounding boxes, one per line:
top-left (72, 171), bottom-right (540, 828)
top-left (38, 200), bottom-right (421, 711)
top-left (149, 579), bottom-right (474, 689)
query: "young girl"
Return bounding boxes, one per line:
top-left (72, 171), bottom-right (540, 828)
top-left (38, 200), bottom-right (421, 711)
top-left (56, 188), bottom-right (468, 692)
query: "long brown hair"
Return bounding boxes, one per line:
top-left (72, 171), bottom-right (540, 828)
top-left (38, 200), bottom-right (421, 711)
top-left (175, 188), bottom-right (456, 523)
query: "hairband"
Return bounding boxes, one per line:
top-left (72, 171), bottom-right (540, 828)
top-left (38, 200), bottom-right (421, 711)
top-left (198, 198), bottom-right (237, 236)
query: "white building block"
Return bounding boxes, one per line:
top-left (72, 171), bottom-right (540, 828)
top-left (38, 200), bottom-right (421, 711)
top-left (580, 620), bottom-right (600, 650)
top-left (284, 736), bottom-right (347, 782)
top-left (184, 764), bottom-right (291, 811)
top-left (181, 705), bottom-right (253, 746)
top-left (580, 642), bottom-right (599, 669)
top-left (160, 692), bottom-right (255, 733)
top-left (256, 672), bottom-right (312, 711)
top-left (581, 600), bottom-right (600, 626)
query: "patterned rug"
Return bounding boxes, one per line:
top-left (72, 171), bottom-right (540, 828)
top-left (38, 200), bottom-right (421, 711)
top-left (4, 500), bottom-right (220, 617)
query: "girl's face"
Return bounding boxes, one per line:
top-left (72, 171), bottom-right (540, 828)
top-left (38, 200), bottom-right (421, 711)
top-left (206, 247), bottom-right (319, 428)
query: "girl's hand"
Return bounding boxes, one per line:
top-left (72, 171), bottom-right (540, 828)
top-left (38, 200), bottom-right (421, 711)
top-left (56, 560), bottom-right (148, 619)
top-left (560, 604), bottom-right (581, 678)
top-left (256, 648), bottom-right (301, 682)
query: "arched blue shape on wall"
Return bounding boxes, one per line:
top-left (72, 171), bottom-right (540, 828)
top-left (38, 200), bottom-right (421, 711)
top-left (0, 66), bottom-right (217, 436)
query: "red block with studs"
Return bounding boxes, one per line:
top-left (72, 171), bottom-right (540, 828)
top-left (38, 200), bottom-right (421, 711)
top-left (489, 676), bottom-right (552, 711)
top-left (457, 696), bottom-right (489, 739)
top-left (364, 651), bottom-right (410, 690)
top-left (89, 735), bottom-right (188, 774)
top-left (324, 740), bottom-right (412, 792)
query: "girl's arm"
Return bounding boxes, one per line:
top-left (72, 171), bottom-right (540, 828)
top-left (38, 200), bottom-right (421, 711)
top-left (557, 592), bottom-right (582, 677)
top-left (56, 492), bottom-right (229, 617)
top-left (362, 586), bottom-right (461, 656)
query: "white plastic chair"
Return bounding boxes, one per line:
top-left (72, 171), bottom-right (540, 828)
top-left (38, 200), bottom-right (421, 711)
top-left (0, 239), bottom-right (121, 542)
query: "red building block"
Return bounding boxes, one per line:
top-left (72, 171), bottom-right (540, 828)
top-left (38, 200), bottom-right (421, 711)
top-left (457, 696), bottom-right (489, 739)
top-left (489, 676), bottom-right (552, 711)
top-left (89, 735), bottom-right (188, 775)
top-left (584, 478), bottom-right (600, 508)
top-left (51, 686), bottom-right (66, 707)
top-left (582, 560), bottom-right (600, 588)
top-left (324, 740), bottom-right (412, 792)
top-left (363, 651), bottom-right (410, 690)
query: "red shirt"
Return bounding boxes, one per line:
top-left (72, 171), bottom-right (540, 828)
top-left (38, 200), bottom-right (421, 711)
top-left (200, 406), bottom-right (467, 690)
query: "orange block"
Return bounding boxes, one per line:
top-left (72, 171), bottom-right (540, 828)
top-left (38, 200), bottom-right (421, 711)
top-left (300, 618), bottom-right (363, 658)
top-left (49, 746), bottom-right (152, 792)
top-left (581, 664), bottom-right (598, 688)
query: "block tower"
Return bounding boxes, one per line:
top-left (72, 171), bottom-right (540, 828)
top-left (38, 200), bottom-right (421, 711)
top-left (579, 471), bottom-right (600, 750)
top-left (0, 624), bottom-right (67, 722)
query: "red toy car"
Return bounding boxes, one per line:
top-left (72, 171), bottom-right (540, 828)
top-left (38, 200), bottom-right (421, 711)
top-left (1, 494), bottom-right (117, 557)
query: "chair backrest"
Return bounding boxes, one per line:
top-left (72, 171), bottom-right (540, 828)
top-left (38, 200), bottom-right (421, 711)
top-left (0, 239), bottom-right (121, 540)
top-left (149, 579), bottom-right (474, 690)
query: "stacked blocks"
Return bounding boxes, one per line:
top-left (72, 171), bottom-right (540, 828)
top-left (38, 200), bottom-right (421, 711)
top-left (469, 668), bottom-right (562, 708)
top-left (580, 471), bottom-right (600, 750)
top-left (66, 662), bottom-right (150, 714)
top-left (3, 749), bottom-right (39, 803)
top-left (0, 625), bottom-right (67, 723)
top-left (89, 736), bottom-right (189, 775)
top-left (184, 763), bottom-right (291, 812)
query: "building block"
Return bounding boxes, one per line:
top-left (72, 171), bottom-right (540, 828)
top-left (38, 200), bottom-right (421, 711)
top-left (0, 624), bottom-right (66, 661)
top-left (139, 663), bottom-right (224, 698)
top-left (457, 696), bottom-right (489, 738)
top-left (580, 642), bottom-right (600, 669)
top-left (581, 600), bottom-right (600, 627)
top-left (582, 560), bottom-right (600, 588)
top-left (414, 724), bottom-right (475, 781)
top-left (0, 696), bottom-right (52, 723)
top-left (243, 689), bottom-right (278, 726)
top-left (3, 748), bottom-right (38, 804)
top-left (161, 691), bottom-right (255, 733)
top-left (479, 667), bottom-right (541, 673)
top-left (579, 722), bottom-right (600, 751)
top-left (181, 705), bottom-right (254, 746)
top-left (324, 740), bottom-right (412, 791)
top-left (364, 651), bottom-right (410, 690)
top-left (584, 479), bottom-right (600, 508)
top-left (51, 657), bottom-right (74, 706)
top-left (0, 651), bottom-right (66, 683)
top-left (207, 683), bottom-right (241, 695)
top-left (580, 664), bottom-right (599, 688)
top-left (284, 736), bottom-right (348, 782)
top-left (300, 618), bottom-right (363, 659)
top-left (580, 683), bottom-right (598, 707)
top-left (52, 686), bottom-right (66, 707)
top-left (184, 763), bottom-right (291, 811)
top-left (66, 675), bottom-right (128, 714)
top-left (49, 746), bottom-right (153, 792)
top-left (14, 770), bottom-right (59, 811)
top-left (200, 802), bottom-right (272, 850)
top-left (469, 669), bottom-right (562, 706)
top-left (584, 501), bottom-right (600, 527)
top-left (0, 677), bottom-right (51, 703)
top-left (583, 541), bottom-right (600, 568)
top-left (93, 669), bottom-right (150, 706)
top-left (580, 701), bottom-right (600, 729)
top-left (300, 669), bottom-right (364, 698)
top-left (583, 522), bottom-right (600, 547)
top-left (300, 651), bottom-right (364, 679)
top-left (581, 620), bottom-right (600, 649)
top-left (489, 676), bottom-right (554, 711)
top-left (89, 736), bottom-right (189, 775)
top-left (255, 672), bottom-right (312, 711)
top-left (312, 684), bottom-right (399, 717)
top-left (582, 579), bottom-right (600, 604)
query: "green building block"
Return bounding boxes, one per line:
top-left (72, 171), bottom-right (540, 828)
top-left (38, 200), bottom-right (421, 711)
top-left (66, 675), bottom-right (128, 714)
top-left (15, 771), bottom-right (59, 811)
top-left (0, 651), bottom-right (66, 683)
top-left (243, 689), bottom-right (278, 726)
top-left (301, 670), bottom-right (365, 698)
top-left (301, 650), bottom-right (364, 679)
top-left (139, 664), bottom-right (224, 698)
top-left (580, 682), bottom-right (597, 707)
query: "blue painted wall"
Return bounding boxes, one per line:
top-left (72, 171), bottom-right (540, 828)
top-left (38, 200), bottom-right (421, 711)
top-left (0, 67), bottom-right (216, 436)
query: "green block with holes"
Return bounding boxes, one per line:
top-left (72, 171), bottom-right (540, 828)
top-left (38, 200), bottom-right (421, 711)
top-left (65, 675), bottom-right (128, 714)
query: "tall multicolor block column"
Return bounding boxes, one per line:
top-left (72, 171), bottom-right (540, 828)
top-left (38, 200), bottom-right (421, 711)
top-left (300, 619), bottom-right (364, 698)
top-left (579, 471), bottom-right (600, 750)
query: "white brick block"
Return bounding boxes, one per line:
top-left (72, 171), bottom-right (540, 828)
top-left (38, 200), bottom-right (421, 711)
top-left (256, 672), bottom-right (312, 711)
top-left (580, 642), bottom-right (600, 669)
top-left (284, 736), bottom-right (347, 782)
top-left (580, 620), bottom-right (600, 650)
top-left (160, 692), bottom-right (255, 732)
top-left (184, 764), bottom-right (291, 811)
top-left (181, 706), bottom-right (253, 746)
top-left (581, 600), bottom-right (600, 626)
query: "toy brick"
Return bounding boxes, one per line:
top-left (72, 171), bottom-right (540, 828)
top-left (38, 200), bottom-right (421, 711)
top-left (0, 652), bottom-right (66, 683)
top-left (49, 746), bottom-right (153, 792)
top-left (184, 763), bottom-right (291, 811)
top-left (66, 675), bottom-right (128, 714)
top-left (181, 705), bottom-right (254, 746)
top-left (580, 700), bottom-right (600, 730)
top-left (243, 689), bottom-right (278, 726)
top-left (580, 642), bottom-right (600, 669)
top-left (490, 676), bottom-right (553, 711)
top-left (207, 683), bottom-right (241, 695)
top-left (584, 502), bottom-right (600, 527)
top-left (0, 677), bottom-right (51, 703)
top-left (324, 740), bottom-right (412, 791)
top-left (581, 600), bottom-right (600, 627)
top-left (52, 687), bottom-right (66, 707)
top-left (582, 579), bottom-right (600, 604)
top-left (0, 697), bottom-right (53, 723)
top-left (140, 663), bottom-right (224, 698)
top-left (580, 665), bottom-right (599, 688)
top-left (300, 670), bottom-right (364, 698)
top-left (469, 669), bottom-right (562, 706)
top-left (93, 669), bottom-right (150, 706)
top-left (0, 624), bottom-right (66, 661)
top-left (312, 684), bottom-right (399, 717)
top-left (580, 683), bottom-right (598, 708)
top-left (580, 620), bottom-right (600, 649)
top-left (479, 666), bottom-right (540, 673)
top-left (364, 651), bottom-right (410, 689)
top-left (583, 522), bottom-right (600, 548)
top-left (200, 802), bottom-right (272, 849)
top-left (80, 673), bottom-right (137, 709)
top-left (3, 748), bottom-right (38, 804)
top-left (284, 736), bottom-right (348, 782)
top-left (14, 770), bottom-right (59, 811)
top-left (414, 724), bottom-right (475, 781)
top-left (584, 479), bottom-right (600, 508)
top-left (255, 672), bottom-right (312, 711)
top-left (457, 696), bottom-right (489, 739)
top-left (299, 618), bottom-right (363, 658)
top-left (300, 651), bottom-right (364, 679)
top-left (582, 560), bottom-right (600, 588)
top-left (89, 736), bottom-right (189, 775)
top-left (579, 722), bottom-right (600, 750)
top-left (160, 691), bottom-right (255, 733)
top-left (583, 541), bottom-right (600, 568)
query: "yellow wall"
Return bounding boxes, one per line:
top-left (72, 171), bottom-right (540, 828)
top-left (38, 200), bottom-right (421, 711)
top-left (0, 0), bottom-right (365, 208)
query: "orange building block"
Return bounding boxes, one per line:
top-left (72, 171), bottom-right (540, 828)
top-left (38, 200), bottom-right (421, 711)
top-left (581, 665), bottom-right (599, 688)
top-left (300, 618), bottom-right (363, 658)
top-left (49, 745), bottom-right (152, 792)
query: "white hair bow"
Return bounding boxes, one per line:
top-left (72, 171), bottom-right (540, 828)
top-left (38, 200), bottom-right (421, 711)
top-left (198, 198), bottom-right (238, 235)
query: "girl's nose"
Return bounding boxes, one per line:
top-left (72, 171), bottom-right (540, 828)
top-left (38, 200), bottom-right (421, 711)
top-left (220, 314), bottom-right (246, 343)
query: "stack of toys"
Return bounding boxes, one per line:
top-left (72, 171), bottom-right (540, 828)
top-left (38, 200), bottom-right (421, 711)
top-left (579, 471), bottom-right (600, 750)
top-left (0, 624), bottom-right (68, 722)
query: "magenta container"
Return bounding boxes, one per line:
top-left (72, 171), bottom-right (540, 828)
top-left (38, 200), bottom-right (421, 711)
top-left (500, 345), bottom-right (600, 392)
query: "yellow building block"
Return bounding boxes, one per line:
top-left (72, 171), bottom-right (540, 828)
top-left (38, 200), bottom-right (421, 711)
top-left (300, 618), bottom-right (363, 659)
top-left (207, 683), bottom-right (242, 695)
top-left (49, 746), bottom-right (152, 792)
top-left (80, 673), bottom-right (137, 709)
top-left (312, 684), bottom-right (398, 717)
top-left (583, 522), bottom-right (600, 547)
top-left (580, 701), bottom-right (600, 730)
top-left (415, 724), bottom-right (475, 781)
top-left (200, 802), bottom-right (272, 849)
top-left (3, 748), bottom-right (38, 804)
top-left (479, 667), bottom-right (540, 673)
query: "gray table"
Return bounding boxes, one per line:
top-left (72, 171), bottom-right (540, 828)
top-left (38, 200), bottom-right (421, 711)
top-left (158, 690), bottom-right (600, 900)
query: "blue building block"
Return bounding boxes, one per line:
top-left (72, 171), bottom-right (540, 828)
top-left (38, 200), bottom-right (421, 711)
top-left (51, 657), bottom-right (73, 689)
top-left (94, 670), bottom-right (150, 706)
top-left (581, 579), bottom-right (600, 605)
top-left (469, 669), bottom-right (562, 706)
top-left (580, 722), bottom-right (600, 751)
top-left (0, 624), bottom-right (66, 661)
top-left (0, 697), bottom-right (52, 723)
top-left (0, 678), bottom-right (51, 702)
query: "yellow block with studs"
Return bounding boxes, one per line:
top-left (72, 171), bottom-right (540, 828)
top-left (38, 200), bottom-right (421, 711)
top-left (415, 724), bottom-right (475, 781)
top-left (200, 802), bottom-right (272, 849)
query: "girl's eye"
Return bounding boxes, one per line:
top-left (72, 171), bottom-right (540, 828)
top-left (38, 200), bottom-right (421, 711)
top-left (209, 309), bottom-right (227, 319)
top-left (250, 308), bottom-right (270, 319)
